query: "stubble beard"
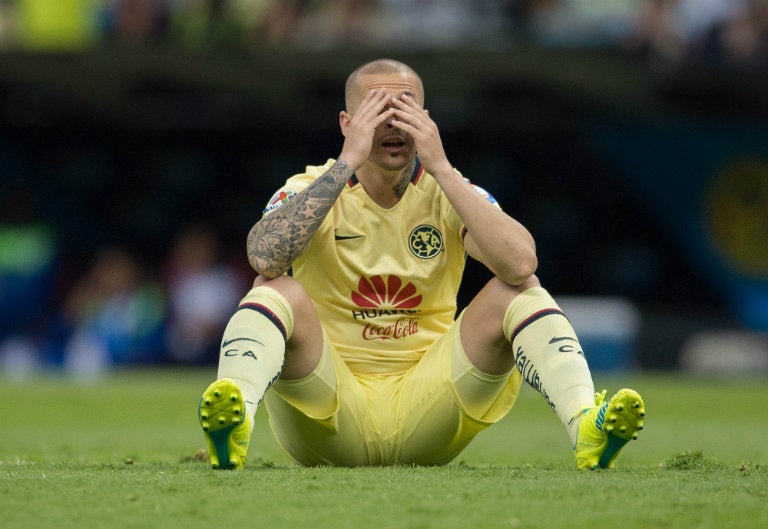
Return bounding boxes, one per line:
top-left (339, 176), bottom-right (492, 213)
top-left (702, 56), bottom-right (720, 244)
top-left (366, 147), bottom-right (416, 197)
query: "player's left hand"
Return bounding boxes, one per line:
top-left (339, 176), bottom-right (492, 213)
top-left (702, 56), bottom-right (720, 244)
top-left (389, 94), bottom-right (453, 178)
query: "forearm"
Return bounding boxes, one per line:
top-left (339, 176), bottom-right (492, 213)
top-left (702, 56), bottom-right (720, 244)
top-left (247, 160), bottom-right (355, 277)
top-left (435, 169), bottom-right (538, 284)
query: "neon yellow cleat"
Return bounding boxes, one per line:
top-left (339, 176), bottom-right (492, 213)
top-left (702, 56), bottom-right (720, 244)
top-left (198, 378), bottom-right (252, 470)
top-left (572, 388), bottom-right (646, 470)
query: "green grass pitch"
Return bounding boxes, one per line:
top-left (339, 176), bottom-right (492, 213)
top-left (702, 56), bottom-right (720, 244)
top-left (1, 369), bottom-right (766, 529)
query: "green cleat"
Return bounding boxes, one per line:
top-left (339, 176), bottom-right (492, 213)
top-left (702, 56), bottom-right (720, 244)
top-left (572, 388), bottom-right (646, 470)
top-left (198, 378), bottom-right (252, 470)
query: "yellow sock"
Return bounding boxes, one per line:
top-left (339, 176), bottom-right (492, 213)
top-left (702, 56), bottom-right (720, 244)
top-left (216, 286), bottom-right (294, 425)
top-left (503, 287), bottom-right (595, 444)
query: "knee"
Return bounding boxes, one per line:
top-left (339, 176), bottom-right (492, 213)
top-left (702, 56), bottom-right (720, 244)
top-left (467, 274), bottom-right (543, 328)
top-left (487, 274), bottom-right (541, 300)
top-left (514, 274), bottom-right (541, 291)
top-left (251, 274), bottom-right (316, 319)
top-left (472, 275), bottom-right (543, 322)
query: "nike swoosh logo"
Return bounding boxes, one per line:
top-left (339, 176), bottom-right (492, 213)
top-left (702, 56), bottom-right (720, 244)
top-left (549, 336), bottom-right (578, 344)
top-left (334, 233), bottom-right (364, 240)
top-left (221, 337), bottom-right (264, 348)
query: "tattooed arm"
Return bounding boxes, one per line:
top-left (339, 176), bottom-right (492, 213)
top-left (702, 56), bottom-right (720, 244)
top-left (247, 88), bottom-right (396, 278)
top-left (247, 160), bottom-right (354, 277)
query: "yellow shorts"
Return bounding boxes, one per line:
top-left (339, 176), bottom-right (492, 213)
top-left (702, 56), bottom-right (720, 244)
top-left (264, 311), bottom-right (523, 466)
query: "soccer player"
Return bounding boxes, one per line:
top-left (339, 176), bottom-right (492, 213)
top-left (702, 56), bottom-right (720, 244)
top-left (197, 58), bottom-right (645, 470)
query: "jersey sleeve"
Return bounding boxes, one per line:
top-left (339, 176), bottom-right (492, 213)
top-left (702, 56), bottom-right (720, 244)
top-left (468, 182), bottom-right (501, 209)
top-left (261, 159), bottom-right (336, 217)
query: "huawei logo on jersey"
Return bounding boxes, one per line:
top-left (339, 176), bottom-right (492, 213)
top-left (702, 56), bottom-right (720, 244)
top-left (350, 274), bottom-right (422, 341)
top-left (351, 274), bottom-right (422, 309)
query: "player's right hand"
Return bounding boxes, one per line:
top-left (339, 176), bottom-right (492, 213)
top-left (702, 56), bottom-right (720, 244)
top-left (338, 88), bottom-right (395, 170)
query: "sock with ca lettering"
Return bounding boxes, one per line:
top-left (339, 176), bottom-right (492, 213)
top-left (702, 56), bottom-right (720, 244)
top-left (216, 285), bottom-right (293, 427)
top-left (503, 287), bottom-right (595, 445)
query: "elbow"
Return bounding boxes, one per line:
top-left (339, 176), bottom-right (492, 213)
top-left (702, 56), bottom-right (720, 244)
top-left (500, 249), bottom-right (538, 286)
top-left (246, 225), bottom-right (285, 278)
top-left (517, 239), bottom-right (539, 281)
top-left (519, 252), bottom-right (538, 282)
top-left (515, 256), bottom-right (539, 285)
top-left (503, 231), bottom-right (538, 285)
top-left (248, 254), bottom-right (285, 279)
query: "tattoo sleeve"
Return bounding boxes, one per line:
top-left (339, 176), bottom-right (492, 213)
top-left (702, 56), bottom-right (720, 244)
top-left (247, 160), bottom-right (354, 277)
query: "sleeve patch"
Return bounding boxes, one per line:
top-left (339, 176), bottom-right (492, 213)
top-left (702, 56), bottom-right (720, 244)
top-left (263, 189), bottom-right (297, 214)
top-left (470, 184), bottom-right (498, 206)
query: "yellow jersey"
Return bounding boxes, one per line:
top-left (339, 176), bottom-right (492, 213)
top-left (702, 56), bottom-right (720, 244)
top-left (262, 158), bottom-right (498, 375)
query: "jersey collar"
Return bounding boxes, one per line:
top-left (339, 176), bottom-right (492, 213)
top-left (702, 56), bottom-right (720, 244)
top-left (347, 157), bottom-right (424, 187)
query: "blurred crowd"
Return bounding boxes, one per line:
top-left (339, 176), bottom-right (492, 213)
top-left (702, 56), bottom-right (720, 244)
top-left (0, 0), bottom-right (766, 67)
top-left (0, 180), bottom-right (250, 378)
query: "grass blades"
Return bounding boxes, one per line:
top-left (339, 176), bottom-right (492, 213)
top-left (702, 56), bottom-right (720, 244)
top-left (1, 369), bottom-right (766, 529)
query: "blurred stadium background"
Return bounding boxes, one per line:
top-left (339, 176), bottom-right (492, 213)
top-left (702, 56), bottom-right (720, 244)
top-left (1, 0), bottom-right (767, 378)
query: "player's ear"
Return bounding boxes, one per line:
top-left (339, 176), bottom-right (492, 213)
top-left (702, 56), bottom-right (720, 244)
top-left (339, 111), bottom-right (351, 136)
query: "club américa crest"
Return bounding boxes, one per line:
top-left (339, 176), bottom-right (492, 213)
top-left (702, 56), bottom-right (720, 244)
top-left (408, 224), bottom-right (443, 259)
